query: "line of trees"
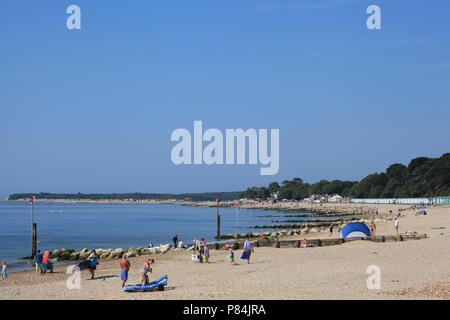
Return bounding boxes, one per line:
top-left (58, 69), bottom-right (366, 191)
top-left (242, 153), bottom-right (450, 200)
top-left (8, 191), bottom-right (242, 202)
top-left (8, 154), bottom-right (450, 202)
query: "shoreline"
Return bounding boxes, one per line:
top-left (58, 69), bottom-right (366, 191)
top-left (4, 198), bottom-right (417, 214)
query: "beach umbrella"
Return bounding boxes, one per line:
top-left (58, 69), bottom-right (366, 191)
top-left (339, 222), bottom-right (371, 238)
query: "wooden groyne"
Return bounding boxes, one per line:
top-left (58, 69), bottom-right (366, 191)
top-left (206, 233), bottom-right (428, 250)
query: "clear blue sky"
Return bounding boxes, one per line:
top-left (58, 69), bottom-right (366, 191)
top-left (1, 0), bottom-right (449, 197)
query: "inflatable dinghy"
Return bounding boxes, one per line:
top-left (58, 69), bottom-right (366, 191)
top-left (122, 274), bottom-right (168, 293)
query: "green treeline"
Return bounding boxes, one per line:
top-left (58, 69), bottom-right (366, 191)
top-left (242, 153), bottom-right (450, 200)
top-left (8, 191), bottom-right (241, 202)
top-left (8, 154), bottom-right (450, 202)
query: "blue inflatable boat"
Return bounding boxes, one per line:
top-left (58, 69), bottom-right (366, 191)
top-left (122, 274), bottom-right (168, 292)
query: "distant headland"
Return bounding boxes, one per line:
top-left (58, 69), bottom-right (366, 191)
top-left (7, 153), bottom-right (450, 203)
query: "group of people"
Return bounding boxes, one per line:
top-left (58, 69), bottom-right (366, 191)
top-left (223, 238), bottom-right (254, 265)
top-left (119, 255), bottom-right (155, 288)
top-left (33, 250), bottom-right (53, 275)
top-left (193, 238), bottom-right (210, 263)
top-left (172, 234), bottom-right (185, 248)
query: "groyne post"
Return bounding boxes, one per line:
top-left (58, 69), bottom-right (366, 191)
top-left (30, 195), bottom-right (37, 257)
top-left (216, 198), bottom-right (221, 241)
top-left (32, 222), bottom-right (37, 257)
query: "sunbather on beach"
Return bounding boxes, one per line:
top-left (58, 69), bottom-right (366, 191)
top-left (369, 221), bottom-right (376, 239)
top-left (139, 258), bottom-right (154, 286)
top-left (119, 256), bottom-right (131, 287)
top-left (300, 238), bottom-right (308, 248)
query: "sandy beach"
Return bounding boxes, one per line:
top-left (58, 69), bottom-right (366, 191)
top-left (1, 204), bottom-right (449, 300)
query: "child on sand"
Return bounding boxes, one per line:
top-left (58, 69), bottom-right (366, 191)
top-left (1, 261), bottom-right (7, 279)
top-left (227, 246), bottom-right (235, 265)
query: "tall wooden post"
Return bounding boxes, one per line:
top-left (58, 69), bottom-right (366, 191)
top-left (31, 195), bottom-right (37, 257)
top-left (216, 198), bottom-right (221, 240)
top-left (32, 223), bottom-right (37, 257)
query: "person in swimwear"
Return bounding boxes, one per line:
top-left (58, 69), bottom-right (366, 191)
top-left (119, 256), bottom-right (131, 288)
top-left (139, 258), bottom-right (154, 285)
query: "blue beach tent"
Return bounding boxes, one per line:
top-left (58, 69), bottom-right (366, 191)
top-left (418, 209), bottom-right (427, 215)
top-left (340, 222), bottom-right (371, 238)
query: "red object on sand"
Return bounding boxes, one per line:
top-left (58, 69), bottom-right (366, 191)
top-left (43, 251), bottom-right (49, 264)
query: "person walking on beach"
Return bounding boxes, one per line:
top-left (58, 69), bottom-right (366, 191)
top-left (172, 234), bottom-right (179, 248)
top-left (329, 223), bottom-right (334, 237)
top-left (242, 239), bottom-right (254, 264)
top-left (1, 261), bottom-right (7, 279)
top-left (394, 217), bottom-right (400, 235)
top-left (34, 250), bottom-right (43, 275)
top-left (203, 245), bottom-right (210, 263)
top-left (87, 250), bottom-right (98, 280)
top-left (119, 256), bottom-right (131, 288)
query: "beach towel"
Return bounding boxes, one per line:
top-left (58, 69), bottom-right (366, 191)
top-left (244, 240), bottom-right (253, 251)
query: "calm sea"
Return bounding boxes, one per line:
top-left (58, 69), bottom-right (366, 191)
top-left (0, 201), bottom-right (308, 269)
